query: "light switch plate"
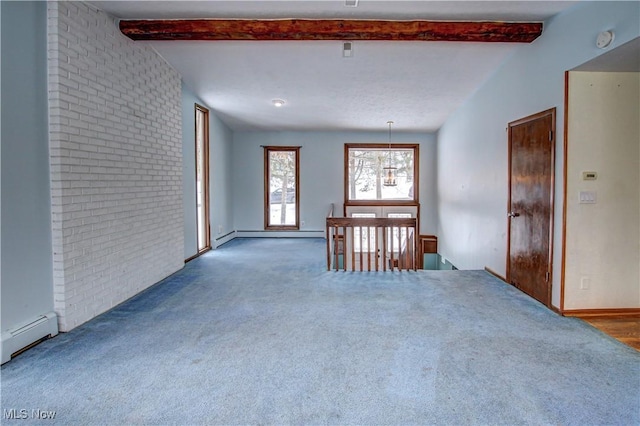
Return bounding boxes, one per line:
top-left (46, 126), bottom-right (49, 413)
top-left (582, 171), bottom-right (597, 180)
top-left (579, 191), bottom-right (597, 204)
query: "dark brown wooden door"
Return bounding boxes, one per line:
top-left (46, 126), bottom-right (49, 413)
top-left (507, 108), bottom-right (555, 306)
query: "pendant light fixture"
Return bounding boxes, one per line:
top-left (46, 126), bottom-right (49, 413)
top-left (383, 120), bottom-right (397, 187)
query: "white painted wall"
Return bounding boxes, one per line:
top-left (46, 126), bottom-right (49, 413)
top-left (182, 84), bottom-right (234, 259)
top-left (436, 1), bottom-right (640, 308)
top-left (209, 107), bottom-right (235, 248)
top-left (565, 72), bottom-right (639, 310)
top-left (1, 1), bottom-right (55, 333)
top-left (232, 131), bottom-right (436, 235)
top-left (48, 2), bottom-right (184, 331)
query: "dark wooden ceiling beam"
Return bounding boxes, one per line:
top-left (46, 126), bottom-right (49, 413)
top-left (119, 19), bottom-right (543, 43)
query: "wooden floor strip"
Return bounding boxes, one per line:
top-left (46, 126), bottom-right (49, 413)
top-left (579, 316), bottom-right (640, 351)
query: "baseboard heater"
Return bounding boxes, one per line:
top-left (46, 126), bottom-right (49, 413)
top-left (1, 312), bottom-right (58, 364)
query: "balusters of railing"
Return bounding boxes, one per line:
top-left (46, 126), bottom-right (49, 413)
top-left (329, 226), bottom-right (332, 271)
top-left (382, 225), bottom-right (387, 271)
top-left (389, 226), bottom-right (394, 271)
top-left (404, 226), bottom-right (409, 269)
top-left (372, 226), bottom-right (377, 271)
top-left (326, 217), bottom-right (416, 272)
top-left (336, 226), bottom-right (347, 271)
top-left (333, 226), bottom-right (344, 271)
top-left (398, 226), bottom-right (403, 270)
top-left (407, 227), bottom-right (413, 269)
top-left (359, 226), bottom-right (362, 271)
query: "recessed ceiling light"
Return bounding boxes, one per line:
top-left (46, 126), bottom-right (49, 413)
top-left (345, 0), bottom-right (358, 7)
top-left (272, 99), bottom-right (285, 107)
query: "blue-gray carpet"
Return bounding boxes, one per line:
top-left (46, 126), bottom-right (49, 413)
top-left (1, 238), bottom-right (638, 425)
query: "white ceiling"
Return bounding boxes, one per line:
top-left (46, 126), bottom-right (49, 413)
top-left (90, 1), bottom-right (580, 132)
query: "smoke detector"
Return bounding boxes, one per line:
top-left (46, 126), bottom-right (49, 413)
top-left (596, 31), bottom-right (614, 49)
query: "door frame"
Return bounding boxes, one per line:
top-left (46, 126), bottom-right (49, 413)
top-left (506, 107), bottom-right (556, 307)
top-left (195, 103), bottom-right (211, 254)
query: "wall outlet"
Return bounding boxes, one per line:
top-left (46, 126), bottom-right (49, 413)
top-left (580, 276), bottom-right (590, 290)
top-left (218, 225), bottom-right (223, 234)
top-left (301, 220), bottom-right (305, 227)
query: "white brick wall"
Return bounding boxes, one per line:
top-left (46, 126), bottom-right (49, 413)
top-left (48, 1), bottom-right (184, 331)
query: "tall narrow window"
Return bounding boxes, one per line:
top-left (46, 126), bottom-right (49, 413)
top-left (195, 104), bottom-right (210, 252)
top-left (264, 146), bottom-right (300, 230)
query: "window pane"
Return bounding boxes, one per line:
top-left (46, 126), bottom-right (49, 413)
top-left (265, 147), bottom-right (299, 229)
top-left (347, 147), bottom-right (414, 200)
top-left (387, 213), bottom-right (412, 252)
top-left (352, 213), bottom-right (376, 252)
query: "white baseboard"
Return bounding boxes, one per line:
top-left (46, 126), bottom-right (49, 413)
top-left (1, 312), bottom-right (59, 364)
top-left (235, 230), bottom-right (325, 239)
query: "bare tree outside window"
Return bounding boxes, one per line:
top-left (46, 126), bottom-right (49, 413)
top-left (346, 145), bottom-right (417, 202)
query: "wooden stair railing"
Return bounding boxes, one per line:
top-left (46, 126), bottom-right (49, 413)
top-left (398, 227), bottom-right (416, 270)
top-left (326, 204), bottom-right (335, 270)
top-left (326, 216), bottom-right (417, 271)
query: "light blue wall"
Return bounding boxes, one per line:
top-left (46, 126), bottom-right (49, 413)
top-left (182, 83), bottom-right (234, 259)
top-left (1, 2), bottom-right (54, 330)
top-left (209, 101), bottom-right (234, 247)
top-left (232, 130), bottom-right (437, 234)
top-left (436, 1), bottom-right (640, 307)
